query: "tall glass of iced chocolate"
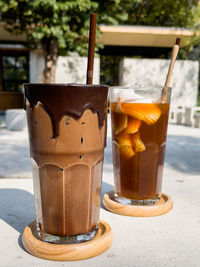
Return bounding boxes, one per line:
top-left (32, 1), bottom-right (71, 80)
top-left (24, 83), bottom-right (108, 244)
top-left (110, 86), bottom-right (171, 205)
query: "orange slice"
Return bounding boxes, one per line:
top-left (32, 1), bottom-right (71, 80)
top-left (125, 118), bottom-right (141, 134)
top-left (121, 103), bottom-right (161, 125)
top-left (113, 113), bottom-right (128, 135)
top-left (117, 133), bottom-right (131, 146)
top-left (117, 133), bottom-right (135, 158)
top-left (132, 132), bottom-right (145, 152)
top-left (120, 145), bottom-right (135, 158)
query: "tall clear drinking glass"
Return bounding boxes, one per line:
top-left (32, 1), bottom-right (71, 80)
top-left (24, 83), bottom-right (108, 244)
top-left (110, 86), bottom-right (171, 205)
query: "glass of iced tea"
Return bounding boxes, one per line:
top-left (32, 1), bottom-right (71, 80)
top-left (110, 86), bottom-right (171, 205)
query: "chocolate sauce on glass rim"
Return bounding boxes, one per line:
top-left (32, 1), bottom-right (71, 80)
top-left (24, 83), bottom-right (108, 138)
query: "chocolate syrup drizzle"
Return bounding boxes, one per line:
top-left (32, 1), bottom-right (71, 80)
top-left (24, 83), bottom-right (108, 138)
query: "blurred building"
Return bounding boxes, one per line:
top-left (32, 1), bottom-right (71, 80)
top-left (0, 23), bottom-right (193, 110)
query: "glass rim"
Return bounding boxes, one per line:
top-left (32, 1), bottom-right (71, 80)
top-left (23, 83), bottom-right (108, 88)
top-left (110, 85), bottom-right (172, 91)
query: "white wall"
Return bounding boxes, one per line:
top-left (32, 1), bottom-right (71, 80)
top-left (119, 58), bottom-right (199, 108)
top-left (29, 52), bottom-right (45, 83)
top-left (55, 56), bottom-right (100, 84)
top-left (29, 52), bottom-right (100, 84)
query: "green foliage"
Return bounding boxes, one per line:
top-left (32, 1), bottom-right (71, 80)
top-left (0, 0), bottom-right (133, 56)
top-left (98, 0), bottom-right (200, 88)
top-left (115, 0), bottom-right (200, 28)
top-left (0, 0), bottom-right (200, 56)
top-left (100, 55), bottom-right (122, 85)
top-left (1, 0), bottom-right (200, 86)
top-left (0, 0), bottom-right (99, 55)
top-left (198, 94), bottom-right (200, 106)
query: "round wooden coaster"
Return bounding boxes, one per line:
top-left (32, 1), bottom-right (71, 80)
top-left (22, 220), bottom-right (113, 261)
top-left (103, 192), bottom-right (173, 217)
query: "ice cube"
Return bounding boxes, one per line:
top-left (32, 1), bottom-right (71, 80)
top-left (115, 89), bottom-right (154, 103)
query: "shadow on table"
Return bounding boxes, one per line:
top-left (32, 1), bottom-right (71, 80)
top-left (101, 181), bottom-right (114, 209)
top-left (165, 134), bottom-right (200, 175)
top-left (0, 182), bottom-right (114, 249)
top-left (0, 188), bottom-right (35, 251)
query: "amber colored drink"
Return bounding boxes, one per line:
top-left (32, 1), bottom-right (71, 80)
top-left (111, 101), bottom-right (169, 203)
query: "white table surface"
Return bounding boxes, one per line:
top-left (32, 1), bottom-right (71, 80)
top-left (0, 120), bottom-right (200, 266)
top-left (1, 170), bottom-right (200, 267)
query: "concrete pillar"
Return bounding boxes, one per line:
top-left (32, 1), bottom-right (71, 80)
top-left (29, 51), bottom-right (45, 83)
top-left (55, 55), bottom-right (100, 84)
top-left (119, 58), bottom-right (199, 109)
top-left (176, 107), bottom-right (185, 125)
top-left (194, 113), bottom-right (200, 128)
top-left (29, 52), bottom-right (100, 84)
top-left (6, 109), bottom-right (27, 131)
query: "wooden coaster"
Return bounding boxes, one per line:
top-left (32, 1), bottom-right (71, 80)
top-left (22, 220), bottom-right (113, 261)
top-left (103, 192), bottom-right (173, 217)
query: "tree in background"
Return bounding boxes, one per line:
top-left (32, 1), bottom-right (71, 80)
top-left (0, 0), bottom-right (200, 83)
top-left (98, 0), bottom-right (200, 59)
top-left (0, 0), bottom-right (99, 82)
top-left (117, 0), bottom-right (200, 28)
top-left (97, 0), bottom-right (200, 85)
top-left (0, 0), bottom-right (127, 83)
top-left (118, 0), bottom-right (200, 58)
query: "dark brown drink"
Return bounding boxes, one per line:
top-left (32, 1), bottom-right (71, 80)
top-left (24, 83), bottom-right (108, 243)
top-left (111, 102), bottom-right (169, 204)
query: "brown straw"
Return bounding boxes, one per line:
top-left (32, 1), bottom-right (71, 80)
top-left (162, 38), bottom-right (181, 102)
top-left (86, 13), bottom-right (97, 84)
